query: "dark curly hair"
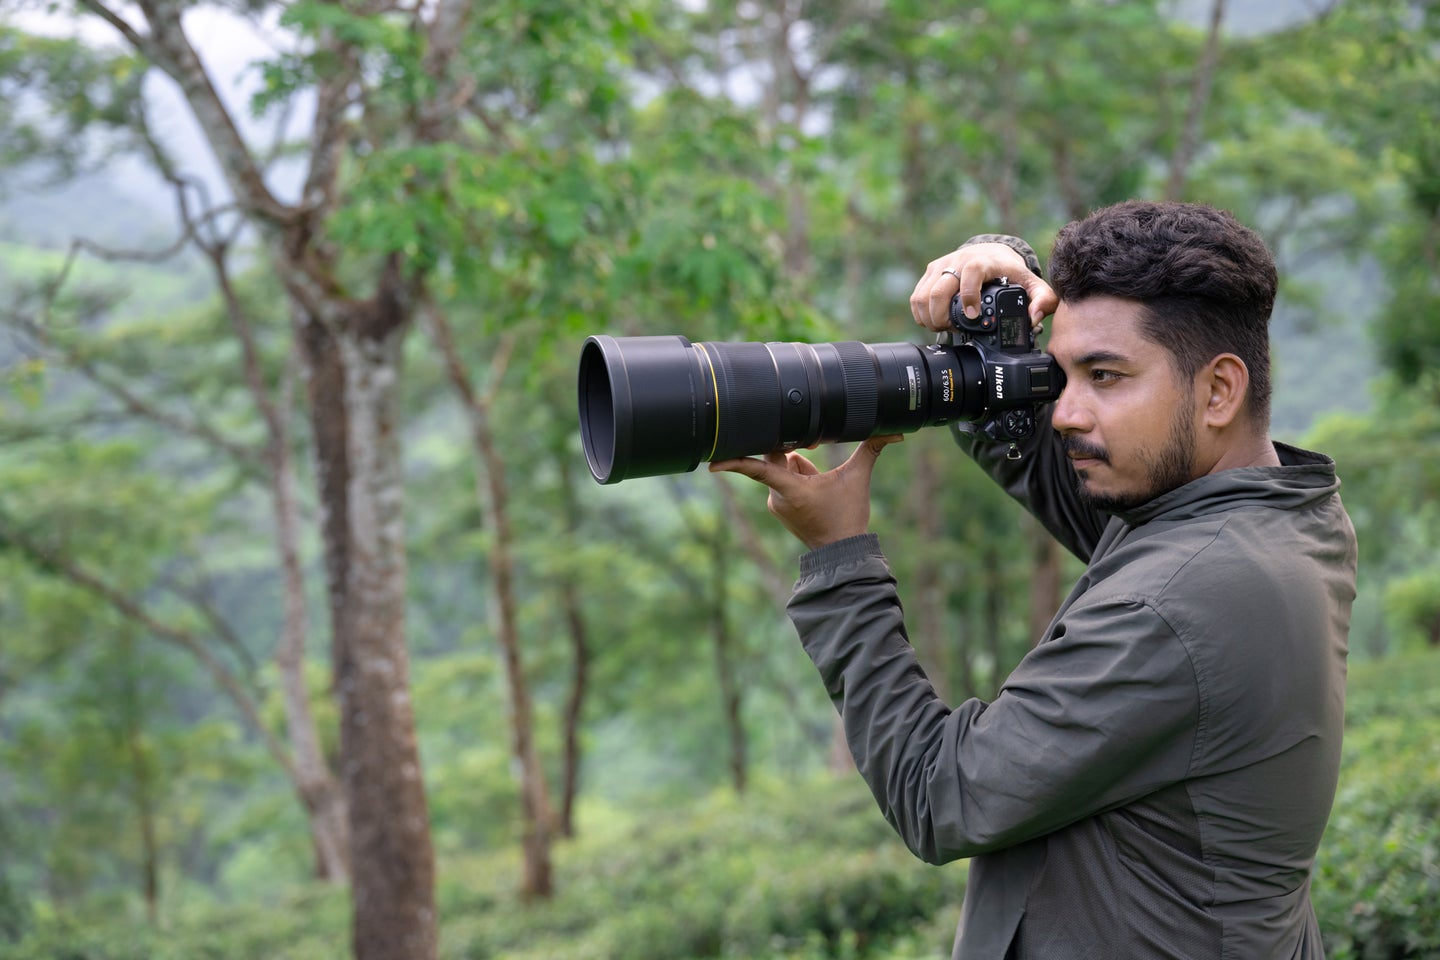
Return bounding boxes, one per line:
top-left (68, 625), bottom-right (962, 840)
top-left (1048, 200), bottom-right (1278, 428)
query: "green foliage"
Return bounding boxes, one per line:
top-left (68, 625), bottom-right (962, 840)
top-left (0, 886), bottom-right (349, 960)
top-left (1381, 569), bottom-right (1440, 652)
top-left (1314, 652), bottom-right (1440, 959)
top-left (1304, 375), bottom-right (1440, 655)
top-left (0, 24), bottom-right (145, 176)
top-left (5, 1), bottom-right (1440, 955)
top-left (0, 805), bottom-right (30, 943)
top-left (8, 652), bottom-right (1440, 959)
top-left (432, 777), bottom-right (964, 960)
top-left (0, 778), bottom-right (962, 960)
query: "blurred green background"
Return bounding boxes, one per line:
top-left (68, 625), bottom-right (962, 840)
top-left (1, 0), bottom-right (1437, 957)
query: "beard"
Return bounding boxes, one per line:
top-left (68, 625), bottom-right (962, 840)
top-left (1067, 405), bottom-right (1198, 514)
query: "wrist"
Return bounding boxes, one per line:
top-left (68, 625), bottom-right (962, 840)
top-left (799, 532), bottom-right (883, 577)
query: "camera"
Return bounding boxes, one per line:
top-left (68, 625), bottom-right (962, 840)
top-left (577, 280), bottom-right (1063, 484)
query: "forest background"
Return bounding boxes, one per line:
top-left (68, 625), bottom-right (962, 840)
top-left (1, 0), bottom-right (1438, 958)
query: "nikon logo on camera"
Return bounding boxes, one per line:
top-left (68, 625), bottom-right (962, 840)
top-left (993, 364), bottom-right (1005, 400)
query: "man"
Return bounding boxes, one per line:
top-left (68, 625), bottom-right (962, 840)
top-left (711, 200), bottom-right (1357, 959)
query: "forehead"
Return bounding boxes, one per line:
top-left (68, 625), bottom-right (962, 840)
top-left (1048, 295), bottom-right (1166, 365)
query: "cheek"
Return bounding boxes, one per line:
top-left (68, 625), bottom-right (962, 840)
top-left (1101, 390), bottom-right (1174, 458)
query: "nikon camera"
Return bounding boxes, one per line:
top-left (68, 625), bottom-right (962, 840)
top-left (578, 280), bottom-right (1064, 484)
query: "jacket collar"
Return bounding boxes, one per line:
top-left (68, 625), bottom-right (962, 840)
top-left (1112, 442), bottom-right (1341, 527)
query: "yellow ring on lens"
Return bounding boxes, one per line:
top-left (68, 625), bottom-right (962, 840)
top-left (695, 342), bottom-right (721, 462)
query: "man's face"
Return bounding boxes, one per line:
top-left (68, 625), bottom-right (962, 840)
top-left (1046, 295), bottom-right (1202, 513)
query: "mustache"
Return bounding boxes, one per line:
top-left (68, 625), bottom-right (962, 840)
top-left (1061, 435), bottom-right (1109, 463)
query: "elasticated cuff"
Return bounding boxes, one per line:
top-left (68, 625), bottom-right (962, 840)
top-left (798, 533), bottom-right (885, 579)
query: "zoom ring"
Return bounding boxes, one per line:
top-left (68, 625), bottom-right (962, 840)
top-left (713, 343), bottom-right (783, 459)
top-left (834, 342), bottom-right (879, 440)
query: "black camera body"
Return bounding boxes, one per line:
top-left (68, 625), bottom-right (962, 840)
top-left (577, 279), bottom-right (1065, 484)
top-left (945, 280), bottom-right (1063, 449)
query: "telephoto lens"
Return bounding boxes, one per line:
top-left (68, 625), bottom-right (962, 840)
top-left (577, 334), bottom-right (986, 484)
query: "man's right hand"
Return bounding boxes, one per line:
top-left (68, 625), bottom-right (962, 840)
top-left (909, 241), bottom-right (1057, 333)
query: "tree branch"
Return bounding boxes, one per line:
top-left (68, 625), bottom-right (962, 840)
top-left (83, 0), bottom-right (292, 224)
top-left (72, 0), bottom-right (149, 52)
top-left (0, 514), bottom-right (296, 780)
top-left (1165, 0), bottom-right (1227, 200)
top-left (4, 311), bottom-right (263, 473)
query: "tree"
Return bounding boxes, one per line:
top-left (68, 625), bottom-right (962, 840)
top-left (3, 0), bottom-right (451, 951)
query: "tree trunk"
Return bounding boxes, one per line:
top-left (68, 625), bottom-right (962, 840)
top-left (423, 312), bottom-right (555, 899)
top-left (121, 636), bottom-right (159, 927)
top-left (555, 453), bottom-right (590, 839)
top-left (219, 256), bottom-right (350, 883)
top-left (298, 281), bottom-right (436, 957)
top-left (270, 428), bottom-right (351, 882)
top-left (1165, 0), bottom-right (1226, 200)
top-left (1028, 521), bottom-right (1062, 647)
top-left (73, 2), bottom-right (436, 949)
top-left (557, 577), bottom-right (590, 839)
top-left (330, 312), bottom-right (437, 959)
top-left (909, 442), bottom-right (949, 700)
top-left (711, 530), bottom-right (747, 794)
top-left (473, 395), bottom-right (554, 900)
top-left (984, 542), bottom-right (1006, 697)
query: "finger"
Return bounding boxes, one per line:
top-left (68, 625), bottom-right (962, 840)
top-left (709, 456), bottom-right (796, 493)
top-left (955, 262), bottom-right (989, 322)
top-left (785, 450), bottom-right (821, 477)
top-left (909, 258), bottom-right (956, 327)
top-left (960, 263), bottom-right (1058, 331)
top-left (947, 242), bottom-right (1033, 328)
top-left (762, 448), bottom-right (821, 478)
top-left (1017, 275), bottom-right (1059, 327)
top-left (711, 451), bottom-right (819, 491)
top-left (841, 434), bottom-right (904, 475)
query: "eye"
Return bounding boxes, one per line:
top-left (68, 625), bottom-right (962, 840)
top-left (1090, 369), bottom-right (1120, 384)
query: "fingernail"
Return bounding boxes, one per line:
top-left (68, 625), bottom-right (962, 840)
top-left (965, 305), bottom-right (979, 319)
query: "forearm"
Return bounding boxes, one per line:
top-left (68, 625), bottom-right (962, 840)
top-left (786, 535), bottom-right (1200, 865)
top-left (787, 534), bottom-right (985, 863)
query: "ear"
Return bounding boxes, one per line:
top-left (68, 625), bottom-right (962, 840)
top-left (1199, 353), bottom-right (1250, 430)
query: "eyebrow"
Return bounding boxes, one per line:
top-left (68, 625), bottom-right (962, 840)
top-left (1070, 350), bottom-right (1132, 368)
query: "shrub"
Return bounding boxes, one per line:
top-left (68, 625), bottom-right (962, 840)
top-left (1313, 652), bottom-right (1440, 959)
top-left (439, 776), bottom-right (963, 960)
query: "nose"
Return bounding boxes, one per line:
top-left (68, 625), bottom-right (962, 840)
top-left (1049, 381), bottom-right (1090, 434)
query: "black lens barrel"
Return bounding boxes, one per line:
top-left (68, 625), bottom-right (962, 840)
top-left (578, 334), bottom-right (985, 484)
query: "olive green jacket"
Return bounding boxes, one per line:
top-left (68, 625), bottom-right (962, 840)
top-left (788, 421), bottom-right (1357, 958)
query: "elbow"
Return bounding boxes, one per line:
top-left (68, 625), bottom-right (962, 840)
top-left (885, 804), bottom-right (976, 866)
top-left (908, 838), bottom-right (964, 867)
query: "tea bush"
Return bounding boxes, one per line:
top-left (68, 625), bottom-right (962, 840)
top-left (5, 652), bottom-right (1437, 960)
top-left (1314, 652), bottom-right (1440, 959)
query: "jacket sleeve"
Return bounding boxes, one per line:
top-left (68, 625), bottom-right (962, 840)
top-left (788, 534), bottom-right (1200, 865)
top-left (952, 406), bottom-right (1109, 562)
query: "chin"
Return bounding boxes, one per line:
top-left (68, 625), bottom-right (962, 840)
top-left (1075, 480), bottom-right (1151, 514)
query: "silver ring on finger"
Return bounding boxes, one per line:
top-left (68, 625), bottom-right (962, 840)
top-left (941, 268), bottom-right (960, 281)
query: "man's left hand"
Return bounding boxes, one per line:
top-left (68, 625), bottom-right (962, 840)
top-left (710, 436), bottom-right (904, 550)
